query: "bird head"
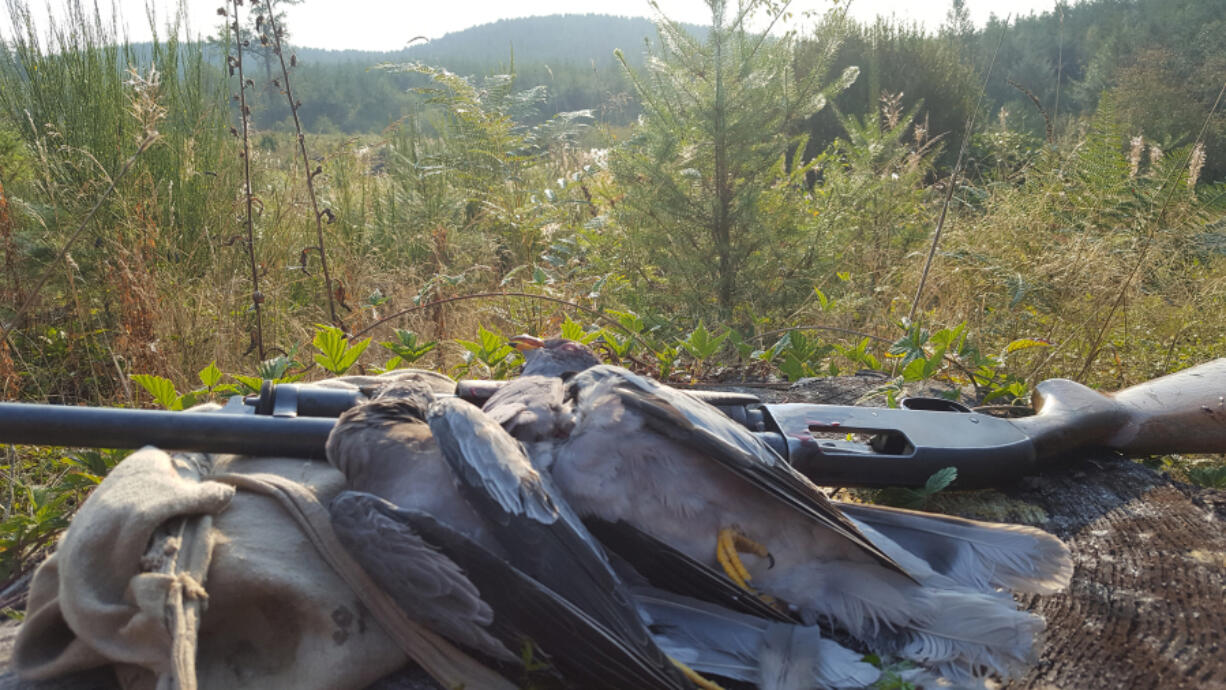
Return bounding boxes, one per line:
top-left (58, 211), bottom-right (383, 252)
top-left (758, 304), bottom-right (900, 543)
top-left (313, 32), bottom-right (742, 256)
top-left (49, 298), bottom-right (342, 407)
top-left (511, 335), bottom-right (602, 378)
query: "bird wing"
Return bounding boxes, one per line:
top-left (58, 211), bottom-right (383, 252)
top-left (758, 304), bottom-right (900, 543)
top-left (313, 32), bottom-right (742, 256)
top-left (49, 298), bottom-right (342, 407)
top-left (326, 398), bottom-right (431, 483)
top-left (572, 365), bottom-right (909, 578)
top-left (425, 397), bottom-right (693, 690)
top-left (328, 490), bottom-right (515, 663)
top-left (481, 375), bottom-right (571, 442)
top-left (405, 508), bottom-right (701, 690)
top-left (584, 516), bottom-right (798, 623)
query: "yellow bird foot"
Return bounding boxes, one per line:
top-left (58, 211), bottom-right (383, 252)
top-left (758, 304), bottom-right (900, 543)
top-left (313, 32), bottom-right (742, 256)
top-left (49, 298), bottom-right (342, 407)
top-left (715, 526), bottom-right (774, 591)
top-left (670, 657), bottom-right (725, 690)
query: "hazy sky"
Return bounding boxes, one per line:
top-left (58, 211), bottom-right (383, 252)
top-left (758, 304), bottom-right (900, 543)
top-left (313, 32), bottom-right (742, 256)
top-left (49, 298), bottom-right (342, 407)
top-left (4, 1), bottom-right (1059, 50)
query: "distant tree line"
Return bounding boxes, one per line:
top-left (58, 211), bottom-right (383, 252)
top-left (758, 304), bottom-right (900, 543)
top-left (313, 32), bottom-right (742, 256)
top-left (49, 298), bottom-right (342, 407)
top-left (101, 0), bottom-right (1226, 176)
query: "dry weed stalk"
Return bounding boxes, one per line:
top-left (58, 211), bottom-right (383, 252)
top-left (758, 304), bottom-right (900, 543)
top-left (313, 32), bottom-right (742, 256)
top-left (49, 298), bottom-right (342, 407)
top-left (907, 17), bottom-right (1009, 325)
top-left (0, 175), bottom-right (16, 321)
top-left (880, 91), bottom-right (903, 129)
top-left (110, 194), bottom-right (167, 378)
top-left (0, 68), bottom-right (162, 349)
top-left (258, 0), bottom-right (340, 328)
top-left (1149, 143), bottom-right (1164, 167)
top-left (1187, 142), bottom-right (1206, 189)
top-left (224, 0), bottom-right (266, 361)
top-left (1128, 135), bottom-right (1144, 178)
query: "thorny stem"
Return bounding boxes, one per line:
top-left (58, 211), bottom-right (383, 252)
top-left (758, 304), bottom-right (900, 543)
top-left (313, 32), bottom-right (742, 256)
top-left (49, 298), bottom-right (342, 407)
top-left (228, 0), bottom-right (266, 361)
top-left (260, 0), bottom-right (339, 328)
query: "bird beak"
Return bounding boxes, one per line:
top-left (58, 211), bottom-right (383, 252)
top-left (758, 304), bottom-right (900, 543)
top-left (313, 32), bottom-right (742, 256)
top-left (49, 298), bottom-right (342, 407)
top-left (510, 334), bottom-right (545, 351)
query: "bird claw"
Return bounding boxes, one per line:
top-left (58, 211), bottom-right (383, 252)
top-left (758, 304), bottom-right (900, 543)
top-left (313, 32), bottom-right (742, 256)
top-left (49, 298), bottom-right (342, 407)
top-left (716, 527), bottom-right (775, 587)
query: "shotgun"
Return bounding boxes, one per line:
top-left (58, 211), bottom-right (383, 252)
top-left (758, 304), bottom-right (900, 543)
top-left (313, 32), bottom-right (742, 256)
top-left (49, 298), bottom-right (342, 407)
top-left (1, 360), bottom-right (1223, 488)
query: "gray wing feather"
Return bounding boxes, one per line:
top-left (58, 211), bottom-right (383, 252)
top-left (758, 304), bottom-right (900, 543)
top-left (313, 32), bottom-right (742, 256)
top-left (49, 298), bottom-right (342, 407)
top-left (427, 397), bottom-right (557, 524)
top-left (571, 365), bottom-right (908, 577)
top-left (482, 375), bottom-right (571, 441)
top-left (636, 588), bottom-right (881, 689)
top-left (329, 490), bottom-right (515, 662)
top-left (837, 502), bottom-right (1073, 594)
top-left (426, 397), bottom-right (691, 689)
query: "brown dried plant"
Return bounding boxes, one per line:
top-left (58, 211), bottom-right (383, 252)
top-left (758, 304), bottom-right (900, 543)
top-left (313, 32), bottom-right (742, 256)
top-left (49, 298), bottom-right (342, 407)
top-left (223, 0), bottom-right (267, 361)
top-left (257, 0), bottom-right (341, 330)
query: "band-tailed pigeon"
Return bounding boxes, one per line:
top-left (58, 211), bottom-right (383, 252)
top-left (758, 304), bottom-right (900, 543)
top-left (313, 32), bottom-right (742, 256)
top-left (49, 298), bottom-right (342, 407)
top-left (488, 338), bottom-right (1072, 683)
top-left (326, 385), bottom-right (701, 689)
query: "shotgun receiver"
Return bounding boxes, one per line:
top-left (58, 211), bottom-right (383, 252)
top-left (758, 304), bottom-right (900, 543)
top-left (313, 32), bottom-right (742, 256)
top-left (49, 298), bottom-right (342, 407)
top-left (1, 360), bottom-right (1223, 488)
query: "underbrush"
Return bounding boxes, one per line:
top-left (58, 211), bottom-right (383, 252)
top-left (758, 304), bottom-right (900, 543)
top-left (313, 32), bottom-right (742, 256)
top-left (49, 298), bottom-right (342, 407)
top-left (1, 0), bottom-right (1225, 589)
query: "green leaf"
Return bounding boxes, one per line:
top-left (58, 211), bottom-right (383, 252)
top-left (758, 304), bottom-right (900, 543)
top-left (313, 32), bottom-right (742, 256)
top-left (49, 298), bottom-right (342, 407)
top-left (131, 374), bottom-right (183, 410)
top-left (597, 328), bottom-right (634, 358)
top-left (212, 383), bottom-right (241, 397)
top-left (232, 374), bottom-right (264, 394)
top-left (929, 322), bottom-right (966, 350)
top-left (258, 354), bottom-right (298, 381)
top-left (655, 344), bottom-right (679, 380)
top-left (560, 316), bottom-right (589, 343)
top-left (313, 325), bottom-right (346, 369)
top-left (728, 329), bottom-right (755, 361)
top-left (456, 338), bottom-right (483, 358)
top-left (681, 320), bottom-right (729, 361)
top-left (178, 390), bottom-right (203, 409)
top-left (380, 329), bottom-right (436, 363)
top-left (198, 361), bottom-right (222, 389)
top-left (888, 324), bottom-right (930, 366)
top-left (777, 353), bottom-right (809, 382)
top-left (312, 324), bottom-right (370, 375)
top-left (813, 287), bottom-right (830, 310)
top-left (924, 467), bottom-right (958, 494)
top-left (836, 337), bottom-right (882, 371)
top-left (982, 381), bottom-right (1028, 404)
top-left (900, 358), bottom-right (928, 382)
top-left (606, 309), bottom-right (644, 334)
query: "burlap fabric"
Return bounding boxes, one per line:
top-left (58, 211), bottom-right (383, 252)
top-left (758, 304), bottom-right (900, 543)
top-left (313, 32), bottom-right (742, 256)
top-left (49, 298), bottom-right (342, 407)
top-left (10, 370), bottom-right (513, 690)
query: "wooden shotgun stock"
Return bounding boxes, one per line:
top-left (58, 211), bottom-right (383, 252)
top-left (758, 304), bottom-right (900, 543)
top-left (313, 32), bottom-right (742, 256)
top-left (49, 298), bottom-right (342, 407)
top-left (1012, 358), bottom-right (1226, 459)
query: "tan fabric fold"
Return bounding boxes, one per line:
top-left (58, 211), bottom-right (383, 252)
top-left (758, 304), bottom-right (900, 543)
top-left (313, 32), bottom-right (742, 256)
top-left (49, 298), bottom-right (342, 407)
top-left (14, 448), bottom-right (231, 683)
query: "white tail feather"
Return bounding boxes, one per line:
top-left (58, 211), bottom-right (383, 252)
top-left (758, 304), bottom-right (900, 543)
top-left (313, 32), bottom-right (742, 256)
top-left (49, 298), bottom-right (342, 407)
top-left (794, 561), bottom-right (1045, 682)
top-left (839, 502), bottom-right (1073, 594)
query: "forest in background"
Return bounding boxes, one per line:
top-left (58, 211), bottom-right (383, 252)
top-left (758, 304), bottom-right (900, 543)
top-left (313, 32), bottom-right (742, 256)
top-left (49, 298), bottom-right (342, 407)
top-left (0, 0), bottom-right (1225, 584)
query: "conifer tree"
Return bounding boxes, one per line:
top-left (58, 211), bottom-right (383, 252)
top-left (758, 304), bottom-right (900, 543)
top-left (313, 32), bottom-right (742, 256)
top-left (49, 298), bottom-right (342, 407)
top-left (608, 0), bottom-right (855, 320)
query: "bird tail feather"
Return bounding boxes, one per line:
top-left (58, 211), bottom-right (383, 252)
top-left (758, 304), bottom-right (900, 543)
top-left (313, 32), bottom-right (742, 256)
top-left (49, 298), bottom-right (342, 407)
top-left (637, 589), bottom-right (881, 689)
top-left (806, 562), bottom-right (1044, 682)
top-left (838, 502), bottom-right (1073, 594)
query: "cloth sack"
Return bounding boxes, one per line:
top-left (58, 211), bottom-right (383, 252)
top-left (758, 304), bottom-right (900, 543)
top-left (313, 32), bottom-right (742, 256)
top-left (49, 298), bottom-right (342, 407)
top-left (11, 369), bottom-right (512, 690)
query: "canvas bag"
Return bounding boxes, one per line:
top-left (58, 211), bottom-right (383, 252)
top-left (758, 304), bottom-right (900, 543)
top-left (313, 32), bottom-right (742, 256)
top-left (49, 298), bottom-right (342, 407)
top-left (11, 370), bottom-right (514, 690)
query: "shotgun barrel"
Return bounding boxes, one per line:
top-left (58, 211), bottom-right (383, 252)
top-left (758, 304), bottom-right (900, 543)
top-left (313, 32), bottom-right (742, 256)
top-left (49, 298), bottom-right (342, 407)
top-left (0, 402), bottom-right (336, 460)
top-left (0, 360), bottom-right (1222, 487)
